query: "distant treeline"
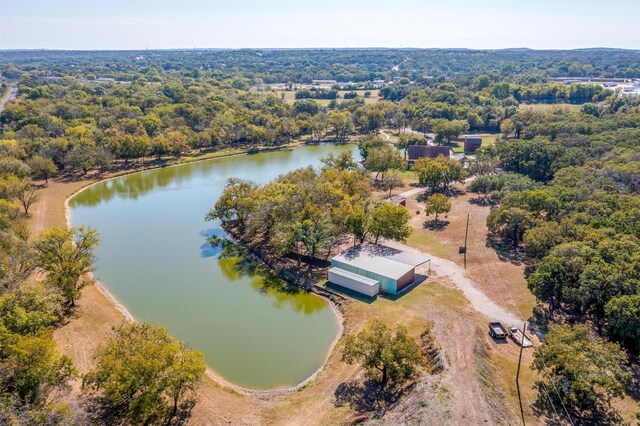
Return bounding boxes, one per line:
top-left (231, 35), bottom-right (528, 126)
top-left (2, 48), bottom-right (640, 84)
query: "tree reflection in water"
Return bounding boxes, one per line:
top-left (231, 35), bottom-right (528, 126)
top-left (207, 236), bottom-right (328, 316)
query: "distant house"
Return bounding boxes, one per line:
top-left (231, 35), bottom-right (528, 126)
top-left (407, 145), bottom-right (451, 164)
top-left (464, 136), bottom-right (483, 152)
top-left (327, 244), bottom-right (430, 296)
top-left (311, 79), bottom-right (337, 86)
top-left (407, 145), bottom-right (429, 162)
top-left (388, 195), bottom-right (406, 207)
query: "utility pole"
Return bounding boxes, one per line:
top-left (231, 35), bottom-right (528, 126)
top-left (463, 212), bottom-right (470, 268)
top-left (516, 322), bottom-right (528, 426)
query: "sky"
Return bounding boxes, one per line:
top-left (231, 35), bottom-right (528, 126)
top-left (1, 0), bottom-right (639, 50)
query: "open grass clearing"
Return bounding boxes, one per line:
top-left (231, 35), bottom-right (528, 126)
top-left (275, 89), bottom-right (380, 106)
top-left (519, 103), bottom-right (581, 113)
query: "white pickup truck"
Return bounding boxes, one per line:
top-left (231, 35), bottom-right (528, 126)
top-left (509, 327), bottom-right (532, 348)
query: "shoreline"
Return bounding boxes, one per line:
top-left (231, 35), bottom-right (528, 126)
top-left (62, 144), bottom-right (346, 397)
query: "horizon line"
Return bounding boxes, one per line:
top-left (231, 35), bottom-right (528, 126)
top-left (2, 46), bottom-right (639, 53)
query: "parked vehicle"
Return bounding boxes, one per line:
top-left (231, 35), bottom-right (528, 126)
top-left (489, 322), bottom-right (508, 339)
top-left (509, 327), bottom-right (532, 348)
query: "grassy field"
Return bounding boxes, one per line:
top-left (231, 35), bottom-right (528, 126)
top-left (276, 89), bottom-right (380, 106)
top-left (481, 134), bottom-right (498, 146)
top-left (519, 103), bottom-right (581, 112)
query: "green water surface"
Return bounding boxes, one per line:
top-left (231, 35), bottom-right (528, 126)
top-left (69, 144), bottom-right (358, 389)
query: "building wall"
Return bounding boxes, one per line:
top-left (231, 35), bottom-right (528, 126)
top-left (330, 259), bottom-right (414, 294)
top-left (395, 269), bottom-right (415, 293)
top-left (327, 269), bottom-right (379, 297)
top-left (330, 259), bottom-right (394, 293)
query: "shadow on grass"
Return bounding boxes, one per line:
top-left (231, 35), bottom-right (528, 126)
top-left (468, 196), bottom-right (496, 206)
top-left (625, 356), bottom-right (640, 401)
top-left (83, 395), bottom-right (196, 426)
top-left (531, 384), bottom-right (623, 426)
top-left (526, 305), bottom-right (551, 341)
top-left (485, 235), bottom-right (525, 266)
top-left (334, 379), bottom-right (408, 419)
top-left (379, 274), bottom-right (428, 301)
top-left (422, 219), bottom-right (450, 231)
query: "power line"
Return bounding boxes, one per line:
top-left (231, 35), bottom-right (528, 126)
top-left (463, 204), bottom-right (574, 425)
top-left (437, 178), bottom-right (574, 424)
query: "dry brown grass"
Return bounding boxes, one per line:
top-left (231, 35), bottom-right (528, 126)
top-left (407, 186), bottom-right (536, 319)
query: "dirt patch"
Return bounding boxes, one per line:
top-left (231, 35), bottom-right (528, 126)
top-left (405, 187), bottom-right (536, 319)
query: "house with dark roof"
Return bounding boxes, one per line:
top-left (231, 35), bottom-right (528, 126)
top-left (407, 145), bottom-right (452, 165)
top-left (464, 136), bottom-right (483, 152)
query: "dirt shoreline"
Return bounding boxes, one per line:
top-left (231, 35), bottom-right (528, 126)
top-left (59, 145), bottom-right (346, 397)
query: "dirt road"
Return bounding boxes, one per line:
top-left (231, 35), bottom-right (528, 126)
top-left (0, 82), bottom-right (18, 114)
top-left (384, 239), bottom-right (524, 327)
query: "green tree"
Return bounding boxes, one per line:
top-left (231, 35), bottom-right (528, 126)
top-left (491, 82), bottom-right (511, 100)
top-left (605, 294), bottom-right (640, 352)
top-left (356, 134), bottom-right (386, 160)
top-left (64, 145), bottom-right (93, 175)
top-left (33, 227), bottom-right (99, 307)
top-left (320, 151), bottom-right (358, 172)
top-left (424, 193), bottom-right (451, 223)
top-left (487, 207), bottom-right (534, 251)
top-left (342, 319), bottom-right (422, 388)
top-left (308, 113), bottom-right (329, 142)
top-left (413, 156), bottom-right (466, 193)
top-left (328, 111), bottom-right (354, 143)
top-left (13, 180), bottom-right (40, 215)
top-left (0, 157), bottom-right (32, 179)
top-left (83, 323), bottom-right (205, 425)
top-left (522, 222), bottom-right (564, 260)
top-left (382, 169), bottom-right (403, 196)
top-left (527, 255), bottom-right (569, 317)
top-left (532, 324), bottom-right (630, 422)
top-left (369, 202), bottom-right (411, 244)
top-left (499, 118), bottom-right (515, 138)
top-left (364, 145), bottom-right (404, 181)
top-left (494, 138), bottom-right (564, 182)
top-left (341, 199), bottom-right (372, 245)
top-left (433, 119), bottom-right (469, 143)
top-left (26, 156), bottom-right (57, 184)
top-left (293, 99), bottom-right (319, 116)
top-left (150, 135), bottom-right (172, 159)
top-left (0, 332), bottom-right (76, 405)
top-left (288, 207), bottom-right (338, 277)
top-left (206, 178), bottom-right (258, 230)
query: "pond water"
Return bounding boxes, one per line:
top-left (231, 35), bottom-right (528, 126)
top-left (69, 144), bottom-right (359, 389)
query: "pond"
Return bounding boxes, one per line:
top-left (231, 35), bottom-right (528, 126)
top-left (69, 144), bottom-right (359, 389)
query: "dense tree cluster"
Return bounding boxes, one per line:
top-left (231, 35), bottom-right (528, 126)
top-left (478, 97), bottom-right (640, 420)
top-left (532, 324), bottom-right (630, 423)
top-left (0, 216), bottom-right (97, 422)
top-left (83, 323), bottom-right (205, 425)
top-left (3, 49), bottom-right (639, 84)
top-left (206, 155), bottom-right (411, 283)
top-left (0, 116), bottom-right (204, 423)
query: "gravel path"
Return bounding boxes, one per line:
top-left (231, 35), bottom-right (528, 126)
top-left (383, 239), bottom-right (525, 327)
